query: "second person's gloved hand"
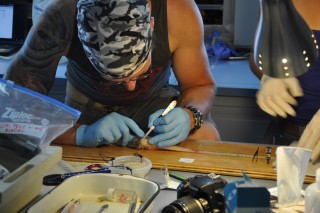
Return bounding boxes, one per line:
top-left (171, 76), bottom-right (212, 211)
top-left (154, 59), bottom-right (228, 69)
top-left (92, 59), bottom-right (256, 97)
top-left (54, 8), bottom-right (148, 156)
top-left (298, 109), bottom-right (320, 163)
top-left (148, 107), bottom-right (190, 148)
top-left (256, 74), bottom-right (303, 118)
top-left (76, 112), bottom-right (145, 147)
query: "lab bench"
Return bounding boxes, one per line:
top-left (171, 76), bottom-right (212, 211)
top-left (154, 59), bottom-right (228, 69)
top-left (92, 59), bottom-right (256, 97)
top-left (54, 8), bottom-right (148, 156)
top-left (20, 141), bottom-right (312, 212)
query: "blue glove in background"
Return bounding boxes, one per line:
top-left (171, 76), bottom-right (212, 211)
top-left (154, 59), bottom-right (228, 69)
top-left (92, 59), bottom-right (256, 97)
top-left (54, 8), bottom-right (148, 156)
top-left (207, 43), bottom-right (239, 60)
top-left (148, 107), bottom-right (190, 147)
top-left (76, 112), bottom-right (145, 147)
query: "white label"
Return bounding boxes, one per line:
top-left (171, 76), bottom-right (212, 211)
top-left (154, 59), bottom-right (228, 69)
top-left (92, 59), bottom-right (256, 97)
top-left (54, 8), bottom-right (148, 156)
top-left (0, 122), bottom-right (47, 138)
top-left (179, 158), bottom-right (195, 163)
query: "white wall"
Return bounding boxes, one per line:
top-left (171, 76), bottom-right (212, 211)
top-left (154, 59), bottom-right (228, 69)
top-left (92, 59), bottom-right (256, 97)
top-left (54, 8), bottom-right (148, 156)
top-left (233, 0), bottom-right (260, 47)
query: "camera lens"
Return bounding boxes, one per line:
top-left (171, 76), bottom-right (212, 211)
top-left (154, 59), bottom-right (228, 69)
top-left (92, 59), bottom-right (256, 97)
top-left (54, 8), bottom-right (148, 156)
top-left (162, 196), bottom-right (210, 213)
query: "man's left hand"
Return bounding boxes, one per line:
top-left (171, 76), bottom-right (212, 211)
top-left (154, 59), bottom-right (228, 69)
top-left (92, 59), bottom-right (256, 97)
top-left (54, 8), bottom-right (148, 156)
top-left (148, 107), bottom-right (190, 147)
top-left (298, 109), bottom-right (320, 163)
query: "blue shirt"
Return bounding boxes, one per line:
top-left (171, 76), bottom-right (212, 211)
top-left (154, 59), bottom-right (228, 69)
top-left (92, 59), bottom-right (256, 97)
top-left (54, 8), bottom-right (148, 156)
top-left (288, 30), bottom-right (320, 126)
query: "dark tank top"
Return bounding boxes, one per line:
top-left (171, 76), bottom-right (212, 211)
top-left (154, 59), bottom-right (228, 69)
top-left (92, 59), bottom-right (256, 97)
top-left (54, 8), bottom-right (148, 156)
top-left (66, 0), bottom-right (172, 105)
top-left (288, 30), bottom-right (320, 126)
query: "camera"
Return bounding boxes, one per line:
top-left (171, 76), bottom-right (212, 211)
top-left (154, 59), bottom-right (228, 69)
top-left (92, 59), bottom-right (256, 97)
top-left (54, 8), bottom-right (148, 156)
top-left (162, 174), bottom-right (227, 213)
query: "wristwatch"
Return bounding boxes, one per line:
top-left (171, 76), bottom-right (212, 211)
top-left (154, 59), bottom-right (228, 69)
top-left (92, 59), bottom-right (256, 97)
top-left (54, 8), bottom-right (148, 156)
top-left (185, 106), bottom-right (203, 131)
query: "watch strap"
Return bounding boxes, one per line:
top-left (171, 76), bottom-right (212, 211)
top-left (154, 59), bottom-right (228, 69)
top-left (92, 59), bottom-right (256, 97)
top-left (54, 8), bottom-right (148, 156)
top-left (185, 106), bottom-right (203, 131)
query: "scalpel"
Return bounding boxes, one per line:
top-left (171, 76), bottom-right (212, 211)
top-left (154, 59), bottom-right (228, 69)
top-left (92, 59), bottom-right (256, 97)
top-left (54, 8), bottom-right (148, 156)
top-left (142, 100), bottom-right (177, 139)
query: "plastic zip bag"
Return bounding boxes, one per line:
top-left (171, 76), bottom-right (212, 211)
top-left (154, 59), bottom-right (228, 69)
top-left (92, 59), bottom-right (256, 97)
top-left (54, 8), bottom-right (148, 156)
top-left (0, 79), bottom-right (80, 155)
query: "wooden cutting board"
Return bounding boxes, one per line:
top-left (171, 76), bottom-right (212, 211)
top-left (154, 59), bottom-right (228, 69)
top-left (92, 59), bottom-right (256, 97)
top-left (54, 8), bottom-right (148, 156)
top-left (59, 139), bottom-right (315, 183)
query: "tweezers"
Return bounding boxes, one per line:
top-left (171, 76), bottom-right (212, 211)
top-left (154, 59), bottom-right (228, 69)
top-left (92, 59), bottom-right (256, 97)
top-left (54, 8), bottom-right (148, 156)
top-left (252, 147), bottom-right (259, 163)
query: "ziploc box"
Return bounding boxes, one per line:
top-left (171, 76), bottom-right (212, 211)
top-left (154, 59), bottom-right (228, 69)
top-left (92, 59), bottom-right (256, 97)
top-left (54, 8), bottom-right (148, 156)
top-left (0, 146), bottom-right (62, 213)
top-left (0, 77), bottom-right (80, 212)
top-left (224, 176), bottom-right (270, 213)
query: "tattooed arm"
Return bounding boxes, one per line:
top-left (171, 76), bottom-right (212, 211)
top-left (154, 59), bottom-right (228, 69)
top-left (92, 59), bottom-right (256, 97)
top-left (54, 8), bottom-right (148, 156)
top-left (4, 0), bottom-right (76, 94)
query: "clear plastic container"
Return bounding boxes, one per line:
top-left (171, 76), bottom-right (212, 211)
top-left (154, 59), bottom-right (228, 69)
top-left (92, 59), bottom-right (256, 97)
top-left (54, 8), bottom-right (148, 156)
top-left (107, 155), bottom-right (152, 178)
top-left (107, 188), bottom-right (137, 213)
top-left (211, 31), bottom-right (221, 46)
top-left (305, 168), bottom-right (320, 213)
top-left (107, 188), bottom-right (137, 204)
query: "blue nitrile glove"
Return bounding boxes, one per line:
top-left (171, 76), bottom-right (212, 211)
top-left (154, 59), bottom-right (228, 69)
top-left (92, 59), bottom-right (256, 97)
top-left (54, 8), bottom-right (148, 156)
top-left (148, 107), bottom-right (190, 148)
top-left (76, 112), bottom-right (145, 147)
top-left (207, 42), bottom-right (239, 60)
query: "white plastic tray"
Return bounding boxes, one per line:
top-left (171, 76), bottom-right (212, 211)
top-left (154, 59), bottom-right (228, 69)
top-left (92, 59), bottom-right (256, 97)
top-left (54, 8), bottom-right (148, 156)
top-left (107, 155), bottom-right (152, 178)
top-left (27, 173), bottom-right (160, 213)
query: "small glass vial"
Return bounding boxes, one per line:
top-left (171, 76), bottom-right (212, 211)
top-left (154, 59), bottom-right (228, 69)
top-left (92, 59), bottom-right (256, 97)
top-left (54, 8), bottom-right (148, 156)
top-left (107, 188), bottom-right (137, 203)
top-left (305, 168), bottom-right (320, 213)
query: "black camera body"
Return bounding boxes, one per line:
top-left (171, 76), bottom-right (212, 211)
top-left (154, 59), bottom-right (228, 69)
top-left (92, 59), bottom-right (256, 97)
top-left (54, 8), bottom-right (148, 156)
top-left (163, 175), bottom-right (227, 213)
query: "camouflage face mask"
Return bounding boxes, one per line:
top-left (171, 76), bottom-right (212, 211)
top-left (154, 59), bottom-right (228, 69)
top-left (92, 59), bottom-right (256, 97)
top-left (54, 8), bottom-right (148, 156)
top-left (77, 0), bottom-right (152, 79)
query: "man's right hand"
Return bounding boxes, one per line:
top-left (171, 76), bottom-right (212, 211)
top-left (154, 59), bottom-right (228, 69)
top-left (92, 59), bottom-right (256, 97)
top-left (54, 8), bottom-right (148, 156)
top-left (256, 74), bottom-right (303, 118)
top-left (76, 112), bottom-right (145, 147)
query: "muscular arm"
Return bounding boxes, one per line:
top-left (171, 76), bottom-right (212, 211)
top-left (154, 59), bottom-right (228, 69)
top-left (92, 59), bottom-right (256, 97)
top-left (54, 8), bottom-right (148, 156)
top-left (168, 0), bottom-right (216, 121)
top-left (292, 0), bottom-right (320, 30)
top-left (4, 1), bottom-right (78, 145)
top-left (4, 0), bottom-right (75, 94)
top-left (53, 123), bottom-right (80, 145)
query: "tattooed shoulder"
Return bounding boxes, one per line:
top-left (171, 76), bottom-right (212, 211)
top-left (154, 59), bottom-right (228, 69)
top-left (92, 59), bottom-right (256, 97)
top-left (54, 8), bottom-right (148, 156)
top-left (27, 2), bottom-right (75, 55)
